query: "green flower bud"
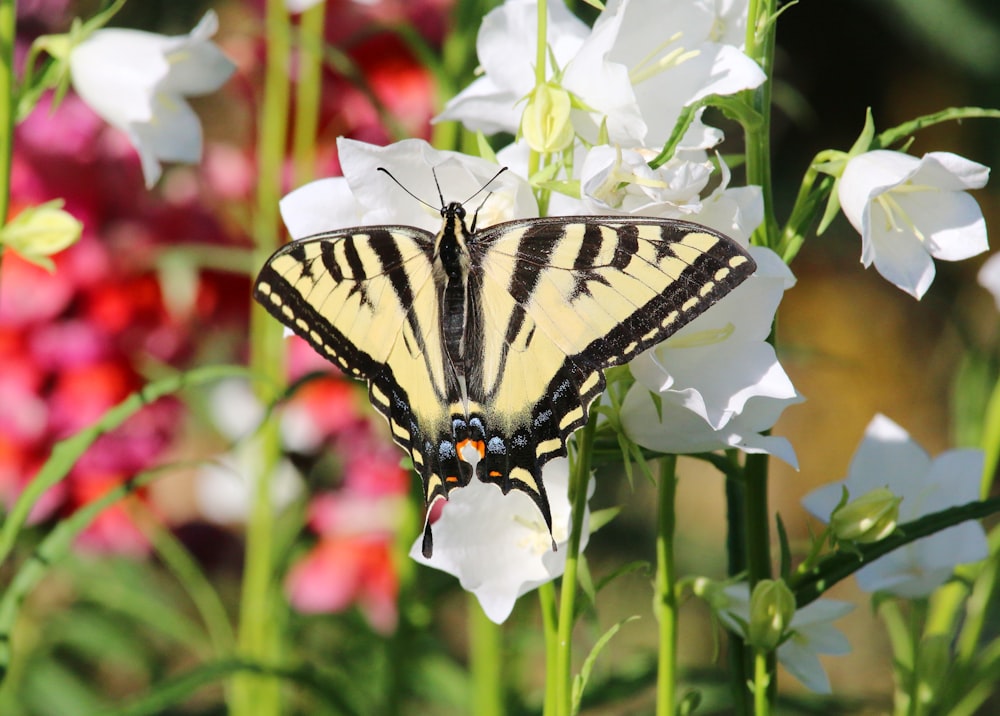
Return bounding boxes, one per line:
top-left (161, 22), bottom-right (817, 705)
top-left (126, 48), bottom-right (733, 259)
top-left (748, 579), bottom-right (795, 651)
top-left (830, 487), bottom-right (900, 544)
top-left (0, 200), bottom-right (82, 271)
top-left (520, 83), bottom-right (574, 153)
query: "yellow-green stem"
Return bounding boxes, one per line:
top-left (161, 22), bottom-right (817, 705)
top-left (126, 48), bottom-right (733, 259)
top-left (554, 416), bottom-right (596, 716)
top-left (539, 581), bottom-right (559, 716)
top-left (470, 597), bottom-right (504, 716)
top-left (0, 0), bottom-right (16, 278)
top-left (655, 456), bottom-right (678, 716)
top-left (743, 0), bottom-right (778, 249)
top-left (292, 0), bottom-right (326, 186)
top-left (739, 0), bottom-right (780, 708)
top-left (753, 650), bottom-right (771, 716)
top-left (235, 0), bottom-right (291, 713)
top-left (526, 0), bottom-right (548, 202)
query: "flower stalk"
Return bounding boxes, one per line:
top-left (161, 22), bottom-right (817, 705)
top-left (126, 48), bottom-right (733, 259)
top-left (292, 0), bottom-right (326, 186)
top-left (552, 415), bottom-right (596, 716)
top-left (470, 598), bottom-right (504, 716)
top-left (655, 455), bottom-right (679, 716)
top-left (0, 0), bottom-right (15, 250)
top-left (236, 0), bottom-right (292, 713)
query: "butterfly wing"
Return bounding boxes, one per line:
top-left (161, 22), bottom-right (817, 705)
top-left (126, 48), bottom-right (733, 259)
top-left (466, 217), bottom-right (756, 529)
top-left (254, 227), bottom-right (474, 518)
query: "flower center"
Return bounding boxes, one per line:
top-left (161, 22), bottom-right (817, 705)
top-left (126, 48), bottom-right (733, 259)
top-left (874, 185), bottom-right (927, 243)
top-left (628, 32), bottom-right (701, 86)
top-left (515, 512), bottom-right (567, 555)
top-left (591, 147), bottom-right (667, 208)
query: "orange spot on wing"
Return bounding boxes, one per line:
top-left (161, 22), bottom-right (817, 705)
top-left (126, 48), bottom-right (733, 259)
top-left (456, 438), bottom-right (486, 461)
top-left (445, 475), bottom-right (459, 484)
top-left (488, 470), bottom-right (503, 478)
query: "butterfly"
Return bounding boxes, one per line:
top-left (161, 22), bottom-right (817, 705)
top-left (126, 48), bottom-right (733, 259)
top-left (253, 170), bottom-right (756, 557)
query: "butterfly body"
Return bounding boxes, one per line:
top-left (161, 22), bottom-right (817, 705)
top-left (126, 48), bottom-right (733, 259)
top-left (255, 197), bottom-right (756, 556)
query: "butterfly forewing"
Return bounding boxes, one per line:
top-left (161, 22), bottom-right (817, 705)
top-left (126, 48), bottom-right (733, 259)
top-left (461, 217), bottom-right (755, 526)
top-left (254, 204), bottom-right (756, 558)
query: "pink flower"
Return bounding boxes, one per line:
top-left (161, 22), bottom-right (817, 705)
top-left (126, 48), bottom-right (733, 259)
top-left (286, 535), bottom-right (399, 634)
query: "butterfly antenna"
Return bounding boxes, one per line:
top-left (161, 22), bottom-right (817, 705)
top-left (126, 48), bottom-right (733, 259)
top-left (377, 167), bottom-right (438, 212)
top-left (461, 167), bottom-right (508, 206)
top-left (465, 167), bottom-right (508, 233)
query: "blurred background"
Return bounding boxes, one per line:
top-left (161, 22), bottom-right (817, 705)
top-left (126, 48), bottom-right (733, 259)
top-left (3, 0), bottom-right (999, 713)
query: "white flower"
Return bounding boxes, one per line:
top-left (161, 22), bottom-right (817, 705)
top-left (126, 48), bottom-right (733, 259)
top-left (194, 378), bottom-right (304, 524)
top-left (579, 145), bottom-right (714, 217)
top-left (802, 414), bottom-right (989, 598)
top-left (69, 11), bottom-right (235, 188)
top-left (410, 459), bottom-right (591, 623)
top-left (837, 150), bottom-right (990, 299)
top-left (621, 246), bottom-right (802, 465)
top-left (977, 252), bottom-right (1000, 311)
top-left (436, 0), bottom-right (589, 134)
top-left (561, 0), bottom-right (765, 146)
top-left (720, 584), bottom-right (853, 694)
top-left (281, 137), bottom-right (537, 237)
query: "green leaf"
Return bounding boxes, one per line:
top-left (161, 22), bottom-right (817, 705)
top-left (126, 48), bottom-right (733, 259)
top-left (593, 560), bottom-right (651, 596)
top-left (475, 131), bottom-right (499, 164)
top-left (570, 616), bottom-right (641, 715)
top-left (775, 512), bottom-right (792, 580)
top-left (588, 506), bottom-right (621, 534)
top-left (577, 552), bottom-right (597, 608)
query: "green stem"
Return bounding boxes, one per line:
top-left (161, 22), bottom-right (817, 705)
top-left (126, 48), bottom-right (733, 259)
top-left (873, 106), bottom-right (1000, 150)
top-left (235, 0), bottom-right (291, 713)
top-left (469, 597), bottom-right (504, 716)
top-left (292, 0), bottom-right (326, 186)
top-left (956, 528), bottom-right (1000, 664)
top-left (791, 496), bottom-right (1000, 605)
top-left (527, 0), bottom-right (548, 209)
top-left (654, 456), bottom-right (678, 716)
top-left (724, 473), bottom-right (751, 716)
top-left (739, 2), bottom-right (779, 708)
top-left (538, 582), bottom-right (559, 716)
top-left (0, 0), bottom-right (16, 278)
top-left (742, 0), bottom-right (779, 249)
top-left (554, 416), bottom-right (596, 716)
top-left (753, 649), bottom-right (771, 716)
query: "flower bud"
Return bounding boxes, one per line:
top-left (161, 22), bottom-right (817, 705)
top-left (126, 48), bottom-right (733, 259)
top-left (747, 579), bottom-right (795, 651)
top-left (0, 201), bottom-right (82, 270)
top-left (830, 487), bottom-right (900, 544)
top-left (520, 83), bottom-right (574, 153)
